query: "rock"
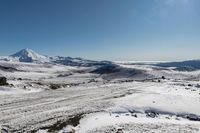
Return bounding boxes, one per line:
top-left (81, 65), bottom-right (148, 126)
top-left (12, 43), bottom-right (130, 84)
top-left (131, 114), bottom-right (137, 118)
top-left (49, 84), bottom-right (61, 90)
top-left (145, 111), bottom-right (158, 118)
top-left (0, 125), bottom-right (10, 133)
top-left (196, 84), bottom-right (200, 88)
top-left (1, 128), bottom-right (9, 133)
top-left (88, 79), bottom-right (97, 83)
top-left (165, 117), bottom-right (170, 119)
top-left (0, 77), bottom-right (8, 86)
top-left (57, 73), bottom-right (72, 77)
top-left (188, 84), bottom-right (192, 87)
top-left (147, 112), bottom-right (157, 118)
top-left (186, 114), bottom-right (200, 121)
top-left (9, 84), bottom-right (14, 87)
top-left (116, 128), bottom-right (123, 133)
top-left (161, 76), bottom-right (166, 79)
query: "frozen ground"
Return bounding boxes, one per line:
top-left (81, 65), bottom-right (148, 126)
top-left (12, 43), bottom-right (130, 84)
top-left (0, 60), bottom-right (200, 133)
top-left (76, 113), bottom-right (200, 133)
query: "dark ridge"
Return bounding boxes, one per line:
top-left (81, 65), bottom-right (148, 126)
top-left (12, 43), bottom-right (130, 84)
top-left (91, 64), bottom-right (120, 74)
top-left (52, 58), bottom-right (112, 67)
top-left (91, 63), bottom-right (148, 80)
top-left (155, 60), bottom-right (200, 71)
top-left (0, 65), bottom-right (18, 72)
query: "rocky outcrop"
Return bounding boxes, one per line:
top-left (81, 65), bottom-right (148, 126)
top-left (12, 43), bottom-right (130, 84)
top-left (0, 77), bottom-right (8, 86)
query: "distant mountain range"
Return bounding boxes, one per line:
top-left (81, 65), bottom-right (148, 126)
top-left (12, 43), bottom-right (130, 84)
top-left (1, 49), bottom-right (200, 71)
top-left (0, 49), bottom-right (111, 67)
top-left (156, 60), bottom-right (200, 71)
top-left (0, 49), bottom-right (151, 80)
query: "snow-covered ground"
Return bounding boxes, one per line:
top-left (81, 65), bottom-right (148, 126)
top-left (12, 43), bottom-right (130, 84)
top-left (76, 112), bottom-right (200, 133)
top-left (0, 58), bottom-right (200, 132)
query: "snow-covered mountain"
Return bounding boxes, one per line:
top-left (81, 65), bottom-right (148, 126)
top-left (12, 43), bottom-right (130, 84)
top-left (0, 48), bottom-right (111, 66)
top-left (10, 48), bottom-right (49, 63)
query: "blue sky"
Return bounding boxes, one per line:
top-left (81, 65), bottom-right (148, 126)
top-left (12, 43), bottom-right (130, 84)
top-left (0, 0), bottom-right (200, 61)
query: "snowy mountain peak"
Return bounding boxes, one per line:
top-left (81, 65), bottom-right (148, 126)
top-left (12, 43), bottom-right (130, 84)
top-left (10, 48), bottom-right (49, 62)
top-left (0, 48), bottom-right (110, 66)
